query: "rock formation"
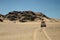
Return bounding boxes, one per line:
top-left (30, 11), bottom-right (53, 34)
top-left (0, 11), bottom-right (51, 22)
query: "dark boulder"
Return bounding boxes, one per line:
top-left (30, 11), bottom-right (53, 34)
top-left (0, 19), bottom-right (3, 22)
top-left (8, 16), bottom-right (17, 21)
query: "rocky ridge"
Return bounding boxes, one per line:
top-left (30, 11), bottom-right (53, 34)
top-left (0, 11), bottom-right (58, 22)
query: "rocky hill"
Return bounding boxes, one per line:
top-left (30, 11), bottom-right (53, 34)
top-left (0, 11), bottom-right (57, 22)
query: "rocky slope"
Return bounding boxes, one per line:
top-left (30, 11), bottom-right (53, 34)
top-left (0, 11), bottom-right (58, 22)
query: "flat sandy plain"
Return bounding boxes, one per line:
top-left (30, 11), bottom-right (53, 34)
top-left (0, 20), bottom-right (60, 40)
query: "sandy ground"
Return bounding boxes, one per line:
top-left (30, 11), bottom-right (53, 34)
top-left (0, 21), bottom-right (60, 40)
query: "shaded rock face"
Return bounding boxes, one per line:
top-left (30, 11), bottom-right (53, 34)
top-left (0, 11), bottom-right (50, 22)
top-left (0, 19), bottom-right (3, 22)
top-left (6, 11), bottom-right (36, 22)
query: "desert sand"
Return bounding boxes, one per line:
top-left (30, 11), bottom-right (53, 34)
top-left (0, 20), bottom-right (60, 40)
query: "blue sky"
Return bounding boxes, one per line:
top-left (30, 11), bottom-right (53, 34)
top-left (0, 0), bottom-right (60, 18)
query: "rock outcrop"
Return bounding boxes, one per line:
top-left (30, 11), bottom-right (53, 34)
top-left (0, 11), bottom-right (51, 22)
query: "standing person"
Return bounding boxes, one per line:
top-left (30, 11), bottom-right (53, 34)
top-left (40, 19), bottom-right (52, 40)
top-left (41, 19), bottom-right (46, 31)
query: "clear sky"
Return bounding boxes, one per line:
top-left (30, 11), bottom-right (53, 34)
top-left (0, 0), bottom-right (60, 18)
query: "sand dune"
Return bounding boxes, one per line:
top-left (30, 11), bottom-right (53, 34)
top-left (0, 21), bottom-right (60, 40)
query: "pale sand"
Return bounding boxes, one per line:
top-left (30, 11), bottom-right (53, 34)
top-left (0, 21), bottom-right (60, 40)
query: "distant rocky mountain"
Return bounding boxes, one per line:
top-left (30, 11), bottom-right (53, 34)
top-left (0, 11), bottom-right (59, 22)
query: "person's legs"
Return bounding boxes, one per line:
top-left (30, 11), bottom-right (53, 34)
top-left (42, 27), bottom-right (46, 31)
top-left (40, 27), bottom-right (45, 32)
